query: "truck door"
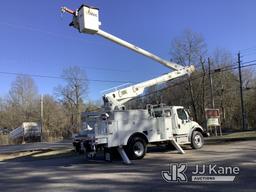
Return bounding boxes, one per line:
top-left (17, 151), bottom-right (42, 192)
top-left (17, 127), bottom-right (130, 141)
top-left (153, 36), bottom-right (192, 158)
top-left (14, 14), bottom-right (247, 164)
top-left (175, 108), bottom-right (191, 135)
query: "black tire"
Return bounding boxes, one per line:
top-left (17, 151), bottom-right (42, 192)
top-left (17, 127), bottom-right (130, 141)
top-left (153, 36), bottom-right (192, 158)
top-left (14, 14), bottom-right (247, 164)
top-left (125, 137), bottom-right (147, 160)
top-left (191, 131), bottom-right (204, 149)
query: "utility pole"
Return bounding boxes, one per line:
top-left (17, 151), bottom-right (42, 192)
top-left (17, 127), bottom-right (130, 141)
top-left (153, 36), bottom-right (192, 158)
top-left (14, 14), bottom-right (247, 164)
top-left (208, 58), bottom-right (215, 108)
top-left (238, 52), bottom-right (246, 131)
top-left (40, 95), bottom-right (44, 141)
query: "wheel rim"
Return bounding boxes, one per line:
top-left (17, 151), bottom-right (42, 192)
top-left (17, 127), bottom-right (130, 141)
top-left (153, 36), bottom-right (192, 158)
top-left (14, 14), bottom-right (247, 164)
top-left (133, 141), bottom-right (144, 157)
top-left (194, 134), bottom-right (202, 147)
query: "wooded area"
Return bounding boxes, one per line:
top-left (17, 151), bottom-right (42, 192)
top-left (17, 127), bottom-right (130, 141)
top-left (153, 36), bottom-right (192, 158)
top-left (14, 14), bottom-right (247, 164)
top-left (128, 30), bottom-right (256, 131)
top-left (0, 30), bottom-right (255, 144)
top-left (0, 66), bottom-right (98, 142)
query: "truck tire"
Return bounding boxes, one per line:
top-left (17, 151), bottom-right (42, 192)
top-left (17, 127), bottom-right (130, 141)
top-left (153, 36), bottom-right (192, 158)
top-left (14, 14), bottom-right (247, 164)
top-left (126, 137), bottom-right (147, 160)
top-left (191, 131), bottom-right (204, 149)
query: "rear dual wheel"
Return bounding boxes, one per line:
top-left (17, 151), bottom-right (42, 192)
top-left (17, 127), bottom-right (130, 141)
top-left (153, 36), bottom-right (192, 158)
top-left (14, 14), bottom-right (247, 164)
top-left (125, 137), bottom-right (147, 160)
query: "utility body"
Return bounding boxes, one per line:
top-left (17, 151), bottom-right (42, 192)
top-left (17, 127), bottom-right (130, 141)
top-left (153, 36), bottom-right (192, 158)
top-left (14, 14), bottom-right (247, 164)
top-left (62, 4), bottom-right (206, 164)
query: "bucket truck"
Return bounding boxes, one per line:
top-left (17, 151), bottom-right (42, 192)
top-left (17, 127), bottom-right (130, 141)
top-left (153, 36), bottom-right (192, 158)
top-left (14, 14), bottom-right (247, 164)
top-left (62, 4), bottom-right (206, 164)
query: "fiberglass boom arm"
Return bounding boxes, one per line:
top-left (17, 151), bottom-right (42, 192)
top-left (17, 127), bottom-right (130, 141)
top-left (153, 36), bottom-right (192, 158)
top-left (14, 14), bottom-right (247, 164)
top-left (61, 5), bottom-right (195, 110)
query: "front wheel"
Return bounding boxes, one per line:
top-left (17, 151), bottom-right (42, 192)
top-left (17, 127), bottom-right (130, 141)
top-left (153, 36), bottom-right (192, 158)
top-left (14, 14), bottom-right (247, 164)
top-left (125, 137), bottom-right (147, 160)
top-left (191, 131), bottom-right (204, 149)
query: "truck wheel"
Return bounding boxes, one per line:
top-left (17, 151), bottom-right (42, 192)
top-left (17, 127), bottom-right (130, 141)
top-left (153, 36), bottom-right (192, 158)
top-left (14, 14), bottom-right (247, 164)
top-left (126, 137), bottom-right (147, 160)
top-left (191, 131), bottom-right (204, 149)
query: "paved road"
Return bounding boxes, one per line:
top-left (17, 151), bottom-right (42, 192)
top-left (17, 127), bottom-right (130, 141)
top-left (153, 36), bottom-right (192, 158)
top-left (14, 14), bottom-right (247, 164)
top-left (0, 140), bottom-right (255, 192)
top-left (0, 140), bottom-right (73, 154)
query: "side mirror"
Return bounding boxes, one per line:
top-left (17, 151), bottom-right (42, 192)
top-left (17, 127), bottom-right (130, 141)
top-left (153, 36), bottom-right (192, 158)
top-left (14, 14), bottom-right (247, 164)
top-left (189, 116), bottom-right (193, 121)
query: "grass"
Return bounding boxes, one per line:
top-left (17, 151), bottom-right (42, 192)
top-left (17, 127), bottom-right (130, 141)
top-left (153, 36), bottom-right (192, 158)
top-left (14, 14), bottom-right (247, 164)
top-left (31, 148), bottom-right (74, 159)
top-left (209, 130), bottom-right (256, 139)
top-left (205, 130), bottom-right (256, 144)
top-left (0, 151), bottom-right (38, 161)
top-left (222, 131), bottom-right (256, 138)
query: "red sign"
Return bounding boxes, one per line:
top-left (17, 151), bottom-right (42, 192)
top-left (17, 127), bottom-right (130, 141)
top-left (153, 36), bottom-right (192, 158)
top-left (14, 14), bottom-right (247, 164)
top-left (205, 108), bottom-right (220, 118)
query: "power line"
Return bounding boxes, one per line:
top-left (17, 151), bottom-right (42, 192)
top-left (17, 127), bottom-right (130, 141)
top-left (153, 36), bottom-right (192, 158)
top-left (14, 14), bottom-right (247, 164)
top-left (240, 46), bottom-right (256, 52)
top-left (240, 50), bottom-right (256, 57)
top-left (0, 71), bottom-right (135, 84)
top-left (1, 60), bottom-right (255, 88)
top-left (129, 62), bottom-right (256, 101)
top-left (137, 62), bottom-right (254, 101)
top-left (241, 59), bottom-right (256, 65)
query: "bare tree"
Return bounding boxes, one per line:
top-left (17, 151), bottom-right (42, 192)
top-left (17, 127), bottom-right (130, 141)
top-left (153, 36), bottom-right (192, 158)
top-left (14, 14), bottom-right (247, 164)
top-left (56, 66), bottom-right (88, 133)
top-left (210, 49), bottom-right (241, 129)
top-left (84, 100), bottom-right (102, 112)
top-left (42, 95), bottom-right (68, 138)
top-left (245, 78), bottom-right (256, 128)
top-left (7, 75), bottom-right (39, 128)
top-left (170, 29), bottom-right (207, 122)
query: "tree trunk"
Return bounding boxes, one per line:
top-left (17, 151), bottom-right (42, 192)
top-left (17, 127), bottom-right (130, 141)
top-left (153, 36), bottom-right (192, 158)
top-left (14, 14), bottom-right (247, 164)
top-left (188, 79), bottom-right (198, 122)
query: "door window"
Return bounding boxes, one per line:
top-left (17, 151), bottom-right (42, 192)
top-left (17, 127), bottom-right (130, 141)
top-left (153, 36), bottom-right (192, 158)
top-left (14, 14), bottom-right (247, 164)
top-left (177, 109), bottom-right (188, 120)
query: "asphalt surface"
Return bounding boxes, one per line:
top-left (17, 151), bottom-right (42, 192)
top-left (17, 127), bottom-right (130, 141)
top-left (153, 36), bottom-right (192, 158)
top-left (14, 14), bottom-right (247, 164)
top-left (0, 140), bottom-right (73, 154)
top-left (0, 140), bottom-right (255, 192)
